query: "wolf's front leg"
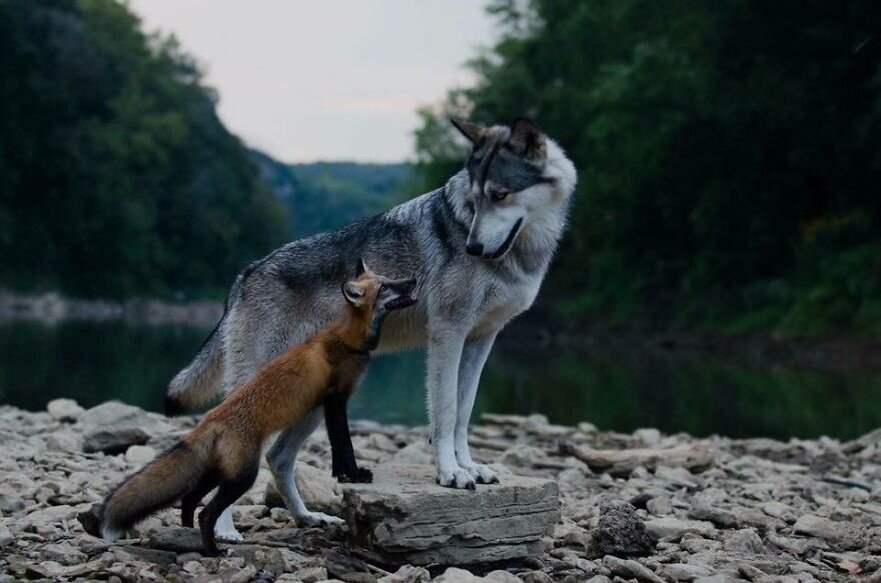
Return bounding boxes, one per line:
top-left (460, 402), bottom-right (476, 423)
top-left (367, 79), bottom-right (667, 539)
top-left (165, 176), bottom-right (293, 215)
top-left (455, 332), bottom-right (500, 485)
top-left (266, 410), bottom-right (344, 527)
top-left (427, 327), bottom-right (474, 489)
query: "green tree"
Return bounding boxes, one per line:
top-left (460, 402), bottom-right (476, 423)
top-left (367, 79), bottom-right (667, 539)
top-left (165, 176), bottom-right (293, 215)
top-left (0, 0), bottom-right (287, 298)
top-left (415, 0), bottom-right (881, 336)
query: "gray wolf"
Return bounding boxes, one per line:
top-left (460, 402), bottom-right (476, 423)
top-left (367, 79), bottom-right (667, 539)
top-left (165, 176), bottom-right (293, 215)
top-left (88, 265), bottom-right (416, 555)
top-left (165, 118), bottom-right (577, 539)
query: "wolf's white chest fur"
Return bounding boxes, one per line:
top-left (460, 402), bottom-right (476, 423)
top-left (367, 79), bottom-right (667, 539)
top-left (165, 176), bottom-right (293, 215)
top-left (471, 270), bottom-right (543, 337)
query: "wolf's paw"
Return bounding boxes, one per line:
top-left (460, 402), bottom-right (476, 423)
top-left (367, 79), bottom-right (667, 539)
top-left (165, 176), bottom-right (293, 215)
top-left (294, 510), bottom-right (344, 528)
top-left (463, 463), bottom-right (500, 485)
top-left (214, 527), bottom-right (243, 543)
top-left (436, 467), bottom-right (476, 490)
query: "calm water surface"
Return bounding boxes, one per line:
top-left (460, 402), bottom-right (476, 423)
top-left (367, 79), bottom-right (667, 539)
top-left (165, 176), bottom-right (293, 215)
top-left (1, 321), bottom-right (879, 440)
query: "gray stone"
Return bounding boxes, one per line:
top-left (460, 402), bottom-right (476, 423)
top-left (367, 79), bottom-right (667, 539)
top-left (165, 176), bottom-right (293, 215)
top-left (602, 556), bottom-right (664, 583)
top-left (722, 528), bottom-right (763, 554)
top-left (47, 398), bottom-right (84, 422)
top-left (688, 504), bottom-right (739, 529)
top-left (656, 563), bottom-right (713, 581)
top-left (80, 402), bottom-right (172, 454)
top-left (644, 517), bottom-right (716, 540)
top-left (341, 464), bottom-right (559, 566)
top-left (124, 444), bottom-right (156, 464)
top-left (587, 500), bottom-right (655, 558)
top-left (145, 528), bottom-right (204, 552)
top-left (376, 564), bottom-right (430, 583)
top-left (646, 496), bottom-right (673, 516)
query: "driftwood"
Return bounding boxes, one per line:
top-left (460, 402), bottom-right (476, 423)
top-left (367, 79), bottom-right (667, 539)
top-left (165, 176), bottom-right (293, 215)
top-left (560, 443), bottom-right (714, 477)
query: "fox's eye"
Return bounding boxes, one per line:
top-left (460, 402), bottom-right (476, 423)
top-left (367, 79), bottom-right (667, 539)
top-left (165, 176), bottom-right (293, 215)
top-left (490, 189), bottom-right (509, 202)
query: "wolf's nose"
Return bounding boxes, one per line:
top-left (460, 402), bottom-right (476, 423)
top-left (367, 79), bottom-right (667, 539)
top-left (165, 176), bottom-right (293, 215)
top-left (466, 242), bottom-right (484, 256)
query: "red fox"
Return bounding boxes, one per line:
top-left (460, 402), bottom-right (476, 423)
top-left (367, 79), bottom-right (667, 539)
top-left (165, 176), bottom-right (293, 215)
top-left (85, 260), bottom-right (416, 556)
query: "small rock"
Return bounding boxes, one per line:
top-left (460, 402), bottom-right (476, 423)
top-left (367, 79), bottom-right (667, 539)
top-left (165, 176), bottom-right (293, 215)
top-left (587, 500), bottom-right (655, 558)
top-left (634, 428), bottom-right (662, 447)
top-left (646, 496), bottom-right (673, 516)
top-left (146, 528), bottom-right (204, 552)
top-left (499, 444), bottom-right (544, 467)
top-left (294, 566), bottom-right (327, 583)
top-left (656, 563), bottom-right (713, 581)
top-left (722, 528), bottom-right (764, 554)
top-left (125, 444), bottom-right (157, 464)
top-left (602, 556), bottom-right (664, 583)
top-left (645, 517), bottom-right (716, 540)
top-left (433, 567), bottom-right (483, 582)
top-left (688, 504), bottom-right (739, 529)
top-left (377, 564), bottom-right (430, 583)
top-left (47, 398), bottom-right (85, 422)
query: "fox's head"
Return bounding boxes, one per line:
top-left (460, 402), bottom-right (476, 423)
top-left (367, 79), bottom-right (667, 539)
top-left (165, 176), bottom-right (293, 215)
top-left (341, 258), bottom-right (417, 350)
top-left (451, 117), bottom-right (577, 260)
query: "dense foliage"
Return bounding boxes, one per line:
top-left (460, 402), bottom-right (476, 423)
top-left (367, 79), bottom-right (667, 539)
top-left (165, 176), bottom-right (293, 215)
top-left (0, 0), bottom-right (287, 298)
top-left (415, 0), bottom-right (881, 337)
top-left (253, 153), bottom-right (413, 238)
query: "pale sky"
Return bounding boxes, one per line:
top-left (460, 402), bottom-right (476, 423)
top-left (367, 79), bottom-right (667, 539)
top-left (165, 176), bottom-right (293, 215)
top-left (126, 1), bottom-right (495, 163)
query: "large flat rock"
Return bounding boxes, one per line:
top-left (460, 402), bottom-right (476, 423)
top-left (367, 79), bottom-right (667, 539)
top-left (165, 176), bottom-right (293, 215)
top-left (340, 464), bottom-right (560, 566)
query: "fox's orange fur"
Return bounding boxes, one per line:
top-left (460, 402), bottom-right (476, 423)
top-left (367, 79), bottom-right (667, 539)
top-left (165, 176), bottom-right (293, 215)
top-left (89, 267), bottom-right (411, 556)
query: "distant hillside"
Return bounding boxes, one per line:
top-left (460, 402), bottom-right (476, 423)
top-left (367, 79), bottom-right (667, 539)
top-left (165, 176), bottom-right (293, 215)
top-left (252, 153), bottom-right (415, 238)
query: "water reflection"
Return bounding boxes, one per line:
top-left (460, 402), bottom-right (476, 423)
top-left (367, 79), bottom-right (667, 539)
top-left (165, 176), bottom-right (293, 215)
top-left (1, 321), bottom-right (879, 440)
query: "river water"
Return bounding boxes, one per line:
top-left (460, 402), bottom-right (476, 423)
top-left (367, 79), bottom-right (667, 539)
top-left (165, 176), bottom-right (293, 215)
top-left (1, 320), bottom-right (879, 440)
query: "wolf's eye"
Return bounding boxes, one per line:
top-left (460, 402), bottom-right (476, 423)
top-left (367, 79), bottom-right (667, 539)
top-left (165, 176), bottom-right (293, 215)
top-left (379, 284), bottom-right (387, 293)
top-left (489, 189), bottom-right (509, 202)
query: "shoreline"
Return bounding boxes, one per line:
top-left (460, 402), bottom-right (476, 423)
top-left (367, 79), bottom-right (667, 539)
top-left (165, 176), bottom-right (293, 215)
top-left (1, 400), bottom-right (879, 580)
top-left (0, 291), bottom-right (223, 327)
top-left (3, 290), bottom-right (880, 374)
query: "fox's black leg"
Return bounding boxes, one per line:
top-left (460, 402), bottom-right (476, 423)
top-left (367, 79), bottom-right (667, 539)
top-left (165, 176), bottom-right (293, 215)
top-left (181, 472), bottom-right (220, 528)
top-left (198, 462), bottom-right (258, 556)
top-left (324, 393), bottom-right (372, 483)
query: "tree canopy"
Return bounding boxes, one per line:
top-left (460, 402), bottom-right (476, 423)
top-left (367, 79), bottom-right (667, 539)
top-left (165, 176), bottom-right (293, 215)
top-left (0, 0), bottom-right (287, 298)
top-left (415, 0), bottom-right (881, 336)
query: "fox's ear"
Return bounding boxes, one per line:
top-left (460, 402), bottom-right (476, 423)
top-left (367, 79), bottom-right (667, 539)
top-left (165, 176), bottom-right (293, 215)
top-left (450, 118), bottom-right (486, 146)
top-left (355, 257), bottom-right (370, 277)
top-left (509, 117), bottom-right (546, 160)
top-left (342, 281), bottom-right (365, 306)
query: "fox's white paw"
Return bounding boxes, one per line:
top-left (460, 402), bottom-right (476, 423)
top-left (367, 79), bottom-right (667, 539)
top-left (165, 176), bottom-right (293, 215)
top-left (462, 463), bottom-right (500, 485)
top-left (294, 510), bottom-right (344, 528)
top-left (436, 466), bottom-right (476, 490)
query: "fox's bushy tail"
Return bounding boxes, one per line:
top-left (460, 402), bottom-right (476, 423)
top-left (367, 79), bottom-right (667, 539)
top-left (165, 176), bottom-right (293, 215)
top-left (99, 431), bottom-right (216, 539)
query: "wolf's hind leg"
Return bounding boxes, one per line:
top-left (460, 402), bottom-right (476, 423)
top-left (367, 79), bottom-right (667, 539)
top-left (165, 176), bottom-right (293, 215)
top-left (455, 332), bottom-right (500, 485)
top-left (267, 409), bottom-right (344, 527)
top-left (198, 463), bottom-right (258, 557)
top-left (181, 472), bottom-right (220, 528)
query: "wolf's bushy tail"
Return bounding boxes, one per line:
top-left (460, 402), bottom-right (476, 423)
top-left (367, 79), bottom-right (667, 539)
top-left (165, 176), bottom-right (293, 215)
top-left (99, 433), bottom-right (216, 539)
top-left (165, 315), bottom-right (229, 415)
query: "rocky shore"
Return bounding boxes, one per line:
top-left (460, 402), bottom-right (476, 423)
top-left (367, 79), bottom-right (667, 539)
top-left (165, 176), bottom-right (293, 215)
top-left (1, 400), bottom-right (881, 582)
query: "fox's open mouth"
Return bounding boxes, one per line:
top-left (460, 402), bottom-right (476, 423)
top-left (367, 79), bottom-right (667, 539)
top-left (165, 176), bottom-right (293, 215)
top-left (386, 295), bottom-right (417, 310)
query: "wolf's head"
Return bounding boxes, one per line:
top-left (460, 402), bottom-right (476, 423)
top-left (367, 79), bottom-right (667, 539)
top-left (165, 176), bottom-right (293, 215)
top-left (451, 117), bottom-right (576, 260)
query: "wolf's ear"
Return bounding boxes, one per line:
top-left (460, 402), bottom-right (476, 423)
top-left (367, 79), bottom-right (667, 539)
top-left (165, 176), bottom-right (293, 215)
top-left (509, 118), bottom-right (546, 160)
top-left (450, 118), bottom-right (486, 146)
top-left (342, 281), bottom-right (365, 306)
top-left (355, 257), bottom-right (369, 277)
